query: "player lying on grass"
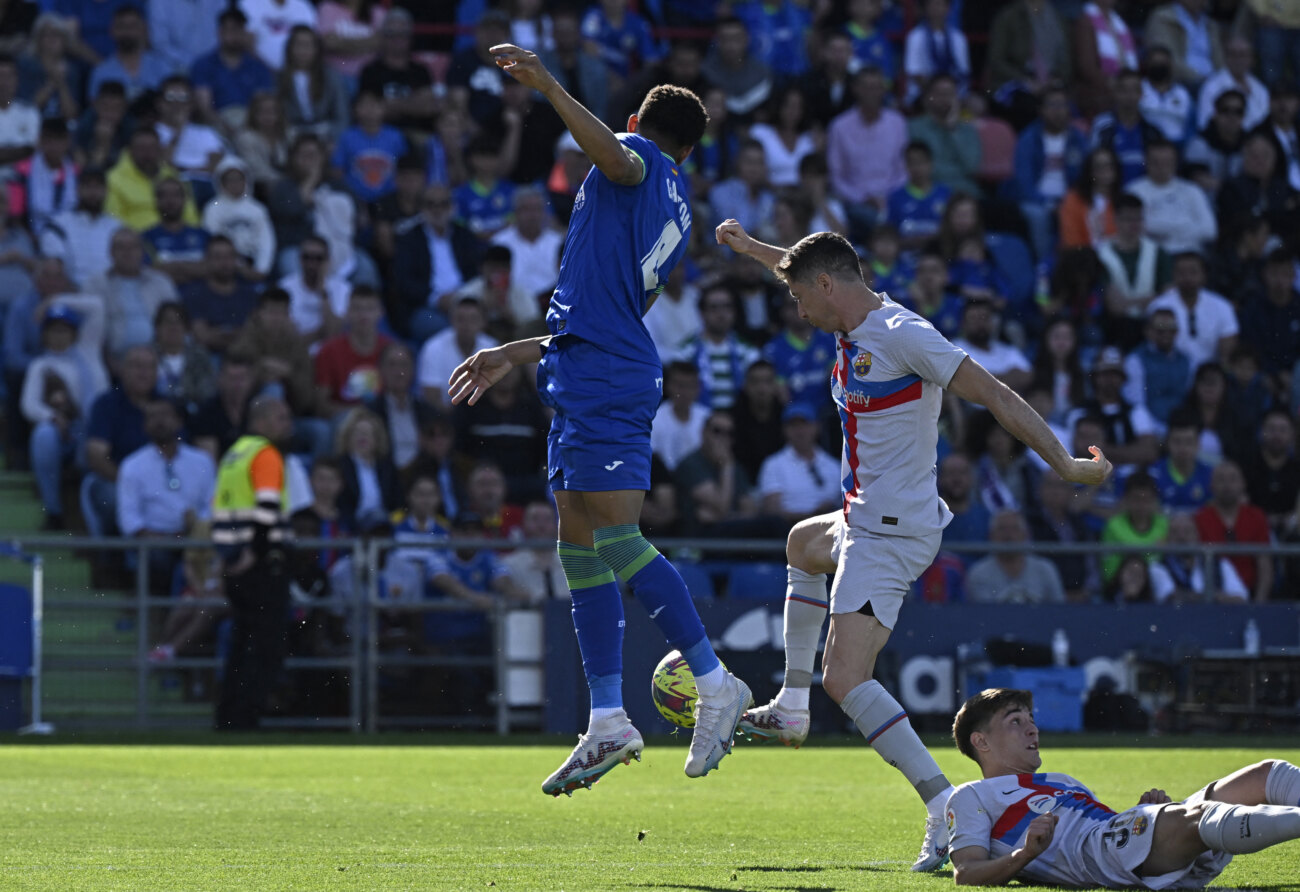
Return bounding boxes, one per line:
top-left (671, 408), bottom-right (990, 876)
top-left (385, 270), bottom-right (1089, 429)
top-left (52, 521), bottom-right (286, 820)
top-left (947, 688), bottom-right (1300, 887)
top-left (717, 221), bottom-right (1112, 871)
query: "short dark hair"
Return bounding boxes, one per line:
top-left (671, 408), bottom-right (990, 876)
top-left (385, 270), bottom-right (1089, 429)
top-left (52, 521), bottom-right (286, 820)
top-left (1114, 193), bottom-right (1144, 213)
top-left (637, 84), bottom-right (709, 156)
top-left (1171, 250), bottom-right (1206, 270)
top-left (482, 244), bottom-right (512, 266)
top-left (1124, 470), bottom-right (1158, 496)
top-left (39, 118), bottom-right (69, 139)
top-left (952, 688), bottom-right (1034, 763)
top-left (904, 139), bottom-right (933, 160)
top-left (112, 4), bottom-right (144, 20)
top-left (94, 80), bottom-right (127, 100)
top-left (312, 456), bottom-right (346, 478)
top-left (206, 234), bottom-right (235, 253)
top-left (664, 359), bottom-right (699, 380)
top-left (774, 231), bottom-right (864, 286)
top-left (218, 7), bottom-right (248, 26)
top-left (1114, 67), bottom-right (1142, 84)
top-left (1145, 137), bottom-right (1176, 155)
top-left (259, 287), bottom-right (291, 307)
top-left (1165, 407), bottom-right (1200, 434)
top-left (153, 300), bottom-right (188, 327)
top-left (1266, 247), bottom-right (1295, 267)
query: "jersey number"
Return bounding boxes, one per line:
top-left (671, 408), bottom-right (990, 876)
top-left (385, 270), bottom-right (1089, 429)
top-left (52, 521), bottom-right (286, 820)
top-left (641, 219), bottom-right (683, 292)
top-left (1102, 829), bottom-right (1130, 849)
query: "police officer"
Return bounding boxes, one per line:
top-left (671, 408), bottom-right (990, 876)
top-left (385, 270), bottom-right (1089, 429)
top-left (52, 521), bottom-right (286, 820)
top-left (212, 395), bottom-right (293, 730)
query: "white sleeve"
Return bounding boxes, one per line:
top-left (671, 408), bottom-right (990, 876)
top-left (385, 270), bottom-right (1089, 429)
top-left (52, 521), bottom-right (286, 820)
top-left (757, 455), bottom-right (781, 497)
top-left (195, 453), bottom-right (217, 521)
top-left (1215, 297), bottom-right (1239, 339)
top-left (947, 784), bottom-right (994, 855)
top-left (1217, 558), bottom-right (1249, 600)
top-left (904, 29), bottom-right (928, 78)
top-left (415, 339), bottom-right (439, 389)
top-left (1188, 184), bottom-right (1218, 245)
top-left (1121, 354), bottom-right (1146, 408)
top-left (55, 294), bottom-right (106, 359)
top-left (116, 457), bottom-right (144, 537)
top-left (896, 314), bottom-right (969, 387)
top-left (1149, 563), bottom-right (1175, 603)
top-left (1129, 405), bottom-right (1159, 437)
top-left (253, 204), bottom-right (277, 276)
top-left (20, 359), bottom-right (54, 424)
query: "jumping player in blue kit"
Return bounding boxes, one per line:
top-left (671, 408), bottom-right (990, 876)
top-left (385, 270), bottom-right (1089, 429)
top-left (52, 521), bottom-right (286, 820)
top-left (448, 44), bottom-right (753, 796)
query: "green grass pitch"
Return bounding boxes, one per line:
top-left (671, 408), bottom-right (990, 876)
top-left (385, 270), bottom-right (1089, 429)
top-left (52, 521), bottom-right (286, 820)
top-left (1, 736), bottom-right (1297, 892)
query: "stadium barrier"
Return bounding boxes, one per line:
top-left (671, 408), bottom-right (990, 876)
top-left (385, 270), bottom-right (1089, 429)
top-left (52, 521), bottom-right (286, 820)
top-left (1, 536), bottom-right (1298, 735)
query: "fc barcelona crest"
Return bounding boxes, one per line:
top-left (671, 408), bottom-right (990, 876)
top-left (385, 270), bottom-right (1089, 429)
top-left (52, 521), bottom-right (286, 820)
top-left (852, 352), bottom-right (873, 380)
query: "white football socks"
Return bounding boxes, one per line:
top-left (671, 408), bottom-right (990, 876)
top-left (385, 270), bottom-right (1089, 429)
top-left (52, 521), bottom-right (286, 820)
top-left (842, 680), bottom-right (951, 808)
top-left (1198, 801), bottom-right (1300, 854)
top-left (589, 707), bottom-right (625, 729)
top-left (1266, 759), bottom-right (1300, 807)
top-left (693, 664), bottom-right (727, 699)
top-left (772, 567), bottom-right (828, 713)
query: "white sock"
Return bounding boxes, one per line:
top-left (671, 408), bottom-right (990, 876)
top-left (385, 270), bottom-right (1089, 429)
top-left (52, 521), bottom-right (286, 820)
top-left (1198, 801), bottom-right (1300, 854)
top-left (841, 680), bottom-right (950, 805)
top-left (925, 786), bottom-right (956, 821)
top-left (693, 663), bottom-right (727, 699)
top-left (589, 707), bottom-right (625, 728)
top-left (772, 567), bottom-right (828, 713)
top-left (1266, 760), bottom-right (1300, 807)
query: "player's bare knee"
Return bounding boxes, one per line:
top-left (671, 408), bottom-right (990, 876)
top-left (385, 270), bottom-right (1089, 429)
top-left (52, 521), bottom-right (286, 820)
top-left (786, 519), bottom-right (818, 570)
top-left (821, 658), bottom-right (872, 704)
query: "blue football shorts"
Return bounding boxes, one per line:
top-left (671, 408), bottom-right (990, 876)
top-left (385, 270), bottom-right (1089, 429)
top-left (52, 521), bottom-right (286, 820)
top-left (536, 336), bottom-right (661, 493)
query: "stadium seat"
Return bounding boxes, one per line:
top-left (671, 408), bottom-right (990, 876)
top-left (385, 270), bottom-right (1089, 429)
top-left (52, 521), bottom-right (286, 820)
top-left (726, 562), bottom-right (787, 601)
top-left (975, 117), bottom-right (1017, 185)
top-left (985, 232), bottom-right (1036, 309)
top-left (675, 561), bottom-right (716, 600)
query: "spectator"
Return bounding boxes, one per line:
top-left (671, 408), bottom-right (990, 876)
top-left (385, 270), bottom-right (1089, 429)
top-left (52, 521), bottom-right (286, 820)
top-left (44, 0), bottom-right (129, 61)
top-left (315, 286), bottom-right (392, 416)
top-left (1211, 213), bottom-right (1270, 302)
top-left (154, 75), bottom-right (227, 203)
top-left (952, 300), bottom-right (1032, 392)
top-left (277, 234), bottom-right (347, 344)
top-left (710, 139), bottom-right (776, 234)
top-left (152, 301), bottom-right (217, 412)
top-left (333, 406), bottom-right (402, 531)
top-left (1125, 139), bottom-right (1217, 254)
top-left (908, 74), bottom-right (981, 200)
top-left (142, 177), bottom-right (210, 287)
top-left (843, 0), bottom-right (895, 81)
top-left (1030, 317), bottom-right (1087, 426)
top-left (417, 296), bottom-right (497, 412)
top-left (1243, 250), bottom-right (1300, 393)
top-left (1138, 46), bottom-right (1195, 145)
top-left (652, 360), bottom-right (708, 473)
top-left (733, 0), bottom-right (811, 80)
top-left (267, 134), bottom-right (342, 273)
top-left (582, 0), bottom-right (663, 81)
top-left (370, 153), bottom-right (426, 265)
top-left (452, 137), bottom-right (517, 243)
top-left (1122, 307), bottom-right (1192, 430)
top-left (1106, 553), bottom-right (1155, 602)
top-left (1027, 469), bottom-right (1096, 602)
top-left (757, 402), bottom-right (841, 524)
top-left (9, 117), bottom-right (78, 235)
top-left (329, 88), bottom-right (408, 207)
top-left (360, 7), bottom-right (438, 132)
top-left (229, 288), bottom-right (322, 432)
top-left (729, 358), bottom-right (786, 483)
top-left (190, 352), bottom-right (256, 460)
top-left (969, 410), bottom-right (1036, 512)
top-left (939, 451), bottom-right (991, 565)
top-left (1254, 88), bottom-right (1300, 191)
top-left (116, 397), bottom-right (216, 588)
top-left (748, 86), bottom-right (817, 188)
top-left (675, 282), bottom-right (760, 411)
top-left (1147, 251), bottom-right (1238, 369)
top-left (452, 244), bottom-right (542, 343)
top-left (801, 30), bottom-right (855, 128)
top-left (1244, 409), bottom-right (1300, 532)
top-left (461, 461), bottom-right (523, 541)
top-left (18, 13), bottom-right (86, 121)
top-left (1184, 88), bottom-right (1248, 198)
top-left (147, 524), bottom-right (227, 665)
top-left (644, 265), bottom-right (702, 364)
top-left (452, 364), bottom-right (548, 502)
top-left (276, 26), bottom-right (349, 144)
top-left (82, 343), bottom-right (158, 537)
top-left (1095, 194), bottom-right (1171, 349)
top-left (1195, 459), bottom-right (1274, 599)
top-left (190, 8), bottom-right (274, 125)
top-left (1217, 132), bottom-right (1300, 241)
top-left (1011, 85), bottom-right (1088, 261)
top-left (239, 0), bottom-right (318, 71)
top-left (1058, 147), bottom-right (1120, 250)
top-left (762, 298), bottom-right (836, 411)
top-left (39, 167), bottom-right (121, 288)
top-left (868, 221), bottom-right (908, 293)
top-left (490, 186), bottom-right (563, 309)
top-left (390, 183), bottom-right (482, 341)
top-left (364, 342), bottom-right (435, 472)
top-left (1071, 0), bottom-right (1138, 118)
top-left (1197, 36), bottom-right (1269, 131)
top-left (106, 126), bottom-right (198, 232)
top-left (886, 141), bottom-right (952, 249)
top-left (317, 0), bottom-right (384, 82)
top-left (903, 0), bottom-right (970, 106)
top-left (87, 227), bottom-right (179, 357)
top-left (5, 258), bottom-right (73, 463)
top-left (1145, 0), bottom-right (1224, 88)
top-left (22, 305), bottom-right (109, 529)
top-left (88, 5), bottom-right (170, 102)
top-left (700, 16), bottom-right (775, 122)
top-left (1099, 470), bottom-right (1168, 583)
top-left (608, 37), bottom-right (707, 127)
top-left (180, 235), bottom-right (263, 355)
top-left (986, 0), bottom-right (1072, 129)
top-left (965, 509), bottom-right (1066, 604)
top-left (1150, 509), bottom-right (1248, 602)
top-left (384, 468), bottom-right (448, 603)
top-left (901, 247), bottom-right (964, 338)
top-left (0, 188), bottom-right (36, 312)
top-left (535, 6), bottom-right (608, 125)
top-left (501, 500), bottom-right (567, 604)
top-left (74, 79), bottom-right (131, 170)
top-left (1070, 346), bottom-right (1161, 470)
top-left (1223, 345), bottom-right (1272, 443)
top-left (1091, 69), bottom-right (1162, 185)
top-left (232, 91), bottom-right (289, 191)
top-left (674, 411), bottom-right (767, 538)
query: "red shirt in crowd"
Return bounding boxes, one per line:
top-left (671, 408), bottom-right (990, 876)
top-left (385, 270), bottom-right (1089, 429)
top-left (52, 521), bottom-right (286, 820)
top-left (313, 334), bottom-right (393, 406)
top-left (1194, 502), bottom-right (1271, 591)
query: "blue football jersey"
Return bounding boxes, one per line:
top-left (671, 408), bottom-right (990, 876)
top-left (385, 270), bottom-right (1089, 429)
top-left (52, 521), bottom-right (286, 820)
top-left (548, 132), bottom-right (693, 366)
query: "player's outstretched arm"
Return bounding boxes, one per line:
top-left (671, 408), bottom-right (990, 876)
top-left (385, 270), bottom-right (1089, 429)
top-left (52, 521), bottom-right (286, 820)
top-left (946, 357), bottom-right (1112, 487)
top-left (448, 336), bottom-right (549, 406)
top-left (491, 44), bottom-right (643, 186)
top-left (716, 219), bottom-right (788, 271)
top-left (952, 815), bottom-right (1058, 886)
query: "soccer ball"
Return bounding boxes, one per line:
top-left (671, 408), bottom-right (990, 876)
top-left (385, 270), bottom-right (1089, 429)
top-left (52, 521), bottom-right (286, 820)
top-left (652, 650), bottom-right (706, 728)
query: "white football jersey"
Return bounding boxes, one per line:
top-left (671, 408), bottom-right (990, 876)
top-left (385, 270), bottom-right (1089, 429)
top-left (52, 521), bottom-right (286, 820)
top-left (831, 298), bottom-right (967, 537)
top-left (947, 772), bottom-right (1131, 887)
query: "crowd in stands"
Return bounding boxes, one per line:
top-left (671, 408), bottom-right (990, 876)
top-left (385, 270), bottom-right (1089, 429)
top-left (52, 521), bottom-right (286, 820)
top-left (2, 0), bottom-right (1300, 687)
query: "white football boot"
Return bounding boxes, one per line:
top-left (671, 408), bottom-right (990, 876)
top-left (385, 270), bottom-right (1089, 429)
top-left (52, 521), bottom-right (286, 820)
top-left (738, 699), bottom-right (811, 747)
top-left (911, 812), bottom-right (952, 871)
top-left (684, 672), bottom-right (753, 778)
top-left (541, 715), bottom-right (644, 797)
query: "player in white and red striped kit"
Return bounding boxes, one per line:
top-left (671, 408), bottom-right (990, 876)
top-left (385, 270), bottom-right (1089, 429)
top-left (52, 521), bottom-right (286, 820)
top-left (948, 688), bottom-right (1300, 888)
top-left (717, 222), bottom-right (1113, 871)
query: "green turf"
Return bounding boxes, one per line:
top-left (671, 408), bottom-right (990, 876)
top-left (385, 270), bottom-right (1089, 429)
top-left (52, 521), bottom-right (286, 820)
top-left (1, 739), bottom-right (1298, 892)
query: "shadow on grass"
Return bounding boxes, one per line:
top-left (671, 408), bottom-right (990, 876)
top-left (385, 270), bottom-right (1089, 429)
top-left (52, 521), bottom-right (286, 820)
top-left (633, 886), bottom-right (837, 892)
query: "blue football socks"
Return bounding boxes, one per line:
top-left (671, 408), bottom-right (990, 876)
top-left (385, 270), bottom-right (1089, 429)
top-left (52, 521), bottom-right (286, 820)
top-left (559, 542), bottom-right (624, 714)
